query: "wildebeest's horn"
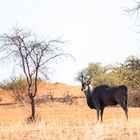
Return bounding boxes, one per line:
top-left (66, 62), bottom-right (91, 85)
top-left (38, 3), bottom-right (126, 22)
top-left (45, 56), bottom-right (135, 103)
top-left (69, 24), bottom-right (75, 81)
top-left (81, 73), bottom-right (84, 82)
top-left (87, 76), bottom-right (93, 82)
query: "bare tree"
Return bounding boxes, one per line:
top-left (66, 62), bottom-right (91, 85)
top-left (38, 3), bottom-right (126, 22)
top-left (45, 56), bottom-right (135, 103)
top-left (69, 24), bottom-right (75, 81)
top-left (0, 27), bottom-right (69, 121)
top-left (125, 1), bottom-right (140, 17)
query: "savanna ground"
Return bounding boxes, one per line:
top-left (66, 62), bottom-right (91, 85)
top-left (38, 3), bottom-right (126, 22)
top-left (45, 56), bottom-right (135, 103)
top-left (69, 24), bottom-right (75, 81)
top-left (0, 102), bottom-right (140, 140)
top-left (0, 83), bottom-right (140, 140)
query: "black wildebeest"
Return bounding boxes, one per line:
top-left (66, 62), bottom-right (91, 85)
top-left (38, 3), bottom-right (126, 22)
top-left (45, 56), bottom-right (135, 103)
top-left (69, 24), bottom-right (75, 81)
top-left (81, 75), bottom-right (128, 122)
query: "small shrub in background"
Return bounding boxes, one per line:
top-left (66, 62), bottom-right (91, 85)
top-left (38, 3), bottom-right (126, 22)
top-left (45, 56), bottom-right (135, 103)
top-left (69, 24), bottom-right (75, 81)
top-left (0, 76), bottom-right (28, 103)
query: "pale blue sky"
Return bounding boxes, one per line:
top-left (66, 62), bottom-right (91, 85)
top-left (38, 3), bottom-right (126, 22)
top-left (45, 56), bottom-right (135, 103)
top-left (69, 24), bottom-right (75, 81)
top-left (0, 0), bottom-right (140, 85)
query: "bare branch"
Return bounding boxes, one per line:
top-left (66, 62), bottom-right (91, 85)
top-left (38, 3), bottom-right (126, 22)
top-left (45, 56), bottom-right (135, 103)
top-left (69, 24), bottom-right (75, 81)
top-left (125, 2), bottom-right (140, 17)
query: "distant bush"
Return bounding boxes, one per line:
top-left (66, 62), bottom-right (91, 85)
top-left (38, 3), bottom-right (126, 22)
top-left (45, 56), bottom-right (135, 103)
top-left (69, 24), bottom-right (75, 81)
top-left (0, 76), bottom-right (45, 104)
top-left (0, 76), bottom-right (28, 103)
top-left (128, 89), bottom-right (140, 107)
top-left (35, 89), bottom-right (77, 105)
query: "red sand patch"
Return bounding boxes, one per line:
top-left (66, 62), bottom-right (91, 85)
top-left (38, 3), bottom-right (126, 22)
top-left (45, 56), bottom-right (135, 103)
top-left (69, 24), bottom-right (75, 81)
top-left (38, 82), bottom-right (84, 98)
top-left (0, 88), bottom-right (15, 104)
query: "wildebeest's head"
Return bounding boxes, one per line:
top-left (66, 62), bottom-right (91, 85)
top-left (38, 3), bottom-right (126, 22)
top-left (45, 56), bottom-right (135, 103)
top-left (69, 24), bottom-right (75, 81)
top-left (81, 74), bottom-right (93, 92)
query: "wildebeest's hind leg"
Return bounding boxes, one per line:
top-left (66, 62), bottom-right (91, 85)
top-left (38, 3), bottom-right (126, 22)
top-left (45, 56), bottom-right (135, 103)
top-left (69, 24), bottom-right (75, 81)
top-left (120, 101), bottom-right (128, 120)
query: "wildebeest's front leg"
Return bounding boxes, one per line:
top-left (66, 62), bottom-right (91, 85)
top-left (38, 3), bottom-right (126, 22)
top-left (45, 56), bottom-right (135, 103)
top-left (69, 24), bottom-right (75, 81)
top-left (100, 107), bottom-right (105, 122)
top-left (96, 109), bottom-right (100, 122)
top-left (92, 97), bottom-right (101, 122)
top-left (94, 102), bottom-right (101, 122)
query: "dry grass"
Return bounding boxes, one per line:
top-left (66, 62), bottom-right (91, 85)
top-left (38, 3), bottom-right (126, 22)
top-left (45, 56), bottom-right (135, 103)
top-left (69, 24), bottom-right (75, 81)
top-left (0, 102), bottom-right (140, 140)
top-left (1, 119), bottom-right (140, 140)
top-left (0, 117), bottom-right (140, 140)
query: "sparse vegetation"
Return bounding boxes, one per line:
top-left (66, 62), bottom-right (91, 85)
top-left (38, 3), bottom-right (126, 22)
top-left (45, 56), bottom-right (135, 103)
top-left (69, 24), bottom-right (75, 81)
top-left (35, 89), bottom-right (77, 105)
top-left (0, 76), bottom-right (28, 103)
top-left (0, 80), bottom-right (78, 106)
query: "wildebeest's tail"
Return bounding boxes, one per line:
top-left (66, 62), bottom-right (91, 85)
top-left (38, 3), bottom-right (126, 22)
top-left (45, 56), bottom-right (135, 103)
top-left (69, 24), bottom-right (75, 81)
top-left (119, 85), bottom-right (128, 107)
top-left (118, 85), bottom-right (127, 93)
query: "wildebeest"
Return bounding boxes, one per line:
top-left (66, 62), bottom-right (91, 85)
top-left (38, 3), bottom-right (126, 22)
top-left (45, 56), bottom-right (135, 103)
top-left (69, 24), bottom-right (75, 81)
top-left (81, 75), bottom-right (128, 122)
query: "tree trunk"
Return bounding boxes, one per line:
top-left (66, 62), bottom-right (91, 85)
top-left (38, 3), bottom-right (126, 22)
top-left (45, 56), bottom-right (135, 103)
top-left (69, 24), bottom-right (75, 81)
top-left (30, 95), bottom-right (35, 120)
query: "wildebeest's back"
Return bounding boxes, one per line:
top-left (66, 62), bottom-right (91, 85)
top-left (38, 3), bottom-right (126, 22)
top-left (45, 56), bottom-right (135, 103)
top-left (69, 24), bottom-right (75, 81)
top-left (99, 87), bottom-right (118, 106)
top-left (92, 84), bottom-right (128, 107)
top-left (99, 85), bottom-right (127, 106)
top-left (92, 85), bottom-right (114, 106)
top-left (118, 85), bottom-right (127, 93)
top-left (92, 85), bottom-right (109, 95)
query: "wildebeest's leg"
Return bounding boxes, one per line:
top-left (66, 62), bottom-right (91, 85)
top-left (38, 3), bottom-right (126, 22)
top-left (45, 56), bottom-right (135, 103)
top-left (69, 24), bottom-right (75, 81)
top-left (94, 103), bottom-right (100, 122)
top-left (120, 101), bottom-right (128, 120)
top-left (125, 100), bottom-right (128, 120)
top-left (123, 107), bottom-right (128, 120)
top-left (92, 98), bottom-right (101, 122)
top-left (100, 107), bottom-right (104, 122)
top-left (96, 109), bottom-right (100, 122)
